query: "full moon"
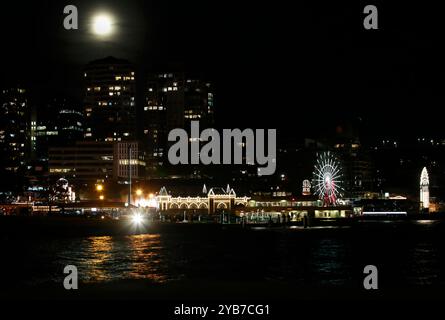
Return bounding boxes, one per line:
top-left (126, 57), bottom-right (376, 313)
top-left (92, 15), bottom-right (113, 36)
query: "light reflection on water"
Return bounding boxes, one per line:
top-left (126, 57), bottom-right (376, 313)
top-left (3, 221), bottom-right (445, 288)
top-left (405, 241), bottom-right (440, 286)
top-left (309, 238), bottom-right (351, 286)
top-left (415, 220), bottom-right (437, 225)
top-left (55, 234), bottom-right (170, 284)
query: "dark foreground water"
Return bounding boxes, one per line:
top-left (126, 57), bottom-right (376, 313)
top-left (2, 219), bottom-right (445, 299)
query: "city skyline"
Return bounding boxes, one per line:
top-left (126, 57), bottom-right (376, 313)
top-left (0, 79), bottom-right (439, 207)
top-left (2, 54), bottom-right (445, 201)
top-left (3, 1), bottom-right (445, 310)
top-left (1, 1), bottom-right (445, 139)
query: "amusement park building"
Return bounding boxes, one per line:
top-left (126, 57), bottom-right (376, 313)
top-left (157, 186), bottom-right (250, 214)
top-left (155, 186), bottom-right (353, 219)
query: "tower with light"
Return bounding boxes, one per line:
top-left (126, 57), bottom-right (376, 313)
top-left (420, 167), bottom-right (430, 210)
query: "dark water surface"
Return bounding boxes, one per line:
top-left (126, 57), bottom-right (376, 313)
top-left (2, 220), bottom-right (445, 298)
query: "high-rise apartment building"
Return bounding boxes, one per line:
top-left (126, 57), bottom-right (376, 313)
top-left (84, 56), bottom-right (136, 142)
top-left (143, 73), bottom-right (214, 173)
top-left (31, 97), bottom-right (83, 162)
top-left (0, 87), bottom-right (30, 172)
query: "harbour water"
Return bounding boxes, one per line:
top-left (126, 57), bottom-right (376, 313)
top-left (1, 219), bottom-right (445, 299)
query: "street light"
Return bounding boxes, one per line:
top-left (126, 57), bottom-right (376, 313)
top-left (131, 212), bottom-right (144, 225)
top-left (96, 184), bottom-right (104, 192)
top-left (136, 189), bottom-right (143, 196)
top-left (99, 195), bottom-right (104, 200)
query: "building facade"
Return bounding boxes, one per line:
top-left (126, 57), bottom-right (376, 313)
top-left (156, 186), bottom-right (249, 214)
top-left (0, 87), bottom-right (30, 172)
top-left (113, 141), bottom-right (146, 182)
top-left (334, 140), bottom-right (375, 198)
top-left (84, 56), bottom-right (136, 142)
top-left (49, 141), bottom-right (145, 186)
top-left (154, 186), bottom-right (354, 219)
top-left (49, 141), bottom-right (114, 185)
top-left (143, 73), bottom-right (214, 173)
top-left (31, 97), bottom-right (83, 162)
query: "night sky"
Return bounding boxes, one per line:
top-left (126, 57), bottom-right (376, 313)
top-left (1, 1), bottom-right (445, 143)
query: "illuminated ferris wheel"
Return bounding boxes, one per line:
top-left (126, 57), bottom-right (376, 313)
top-left (313, 151), bottom-right (344, 206)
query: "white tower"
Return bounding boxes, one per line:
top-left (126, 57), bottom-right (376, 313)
top-left (420, 167), bottom-right (429, 210)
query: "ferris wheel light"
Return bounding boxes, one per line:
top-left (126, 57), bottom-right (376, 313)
top-left (313, 151), bottom-right (344, 206)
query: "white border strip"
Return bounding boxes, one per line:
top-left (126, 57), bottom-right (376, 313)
top-left (362, 211), bottom-right (407, 215)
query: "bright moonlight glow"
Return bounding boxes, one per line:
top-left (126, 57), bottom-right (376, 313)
top-left (93, 15), bottom-right (112, 36)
